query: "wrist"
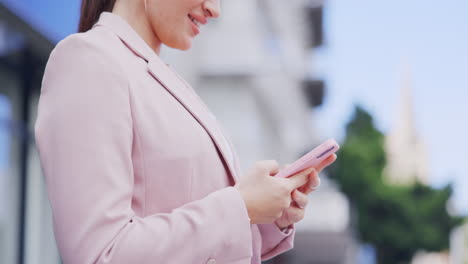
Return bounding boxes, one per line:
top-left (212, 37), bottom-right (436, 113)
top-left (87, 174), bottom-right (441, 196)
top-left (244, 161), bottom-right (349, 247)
top-left (234, 185), bottom-right (253, 223)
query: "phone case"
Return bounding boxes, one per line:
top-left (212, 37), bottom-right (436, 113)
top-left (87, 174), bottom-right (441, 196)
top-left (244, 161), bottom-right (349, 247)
top-left (275, 138), bottom-right (340, 178)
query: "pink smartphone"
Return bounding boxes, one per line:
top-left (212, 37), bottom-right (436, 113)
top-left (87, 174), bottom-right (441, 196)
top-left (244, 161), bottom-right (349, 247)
top-left (275, 138), bottom-right (340, 178)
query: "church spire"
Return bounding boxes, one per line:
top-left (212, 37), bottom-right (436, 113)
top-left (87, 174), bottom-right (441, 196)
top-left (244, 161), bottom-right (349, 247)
top-left (384, 64), bottom-right (429, 185)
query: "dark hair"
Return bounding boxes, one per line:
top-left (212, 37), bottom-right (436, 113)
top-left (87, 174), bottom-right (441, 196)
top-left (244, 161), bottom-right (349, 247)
top-left (78, 0), bottom-right (117, 33)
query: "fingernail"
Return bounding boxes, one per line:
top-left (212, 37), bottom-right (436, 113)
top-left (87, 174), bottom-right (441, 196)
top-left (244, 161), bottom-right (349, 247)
top-left (310, 177), bottom-right (321, 189)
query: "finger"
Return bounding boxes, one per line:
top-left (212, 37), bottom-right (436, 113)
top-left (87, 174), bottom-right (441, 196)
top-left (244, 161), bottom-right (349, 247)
top-left (269, 167), bottom-right (279, 176)
top-left (300, 169), bottom-right (321, 195)
top-left (315, 154), bottom-right (336, 173)
top-left (292, 189), bottom-right (309, 209)
top-left (315, 154), bottom-right (337, 173)
top-left (287, 167), bottom-right (314, 190)
top-left (286, 206), bottom-right (305, 223)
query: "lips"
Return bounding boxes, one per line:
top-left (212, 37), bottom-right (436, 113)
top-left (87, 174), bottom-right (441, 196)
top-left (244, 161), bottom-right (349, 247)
top-left (187, 12), bottom-right (209, 37)
top-left (188, 13), bottom-right (207, 36)
top-left (188, 14), bottom-right (202, 27)
top-left (188, 13), bottom-right (207, 25)
top-left (188, 15), bottom-right (200, 36)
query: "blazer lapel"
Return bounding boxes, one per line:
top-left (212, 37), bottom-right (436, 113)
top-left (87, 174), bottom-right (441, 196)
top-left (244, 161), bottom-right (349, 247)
top-left (146, 58), bottom-right (239, 182)
top-left (93, 12), bottom-right (239, 182)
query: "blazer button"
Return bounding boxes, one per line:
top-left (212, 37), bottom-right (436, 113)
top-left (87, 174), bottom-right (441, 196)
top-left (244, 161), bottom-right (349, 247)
top-left (206, 259), bottom-right (216, 264)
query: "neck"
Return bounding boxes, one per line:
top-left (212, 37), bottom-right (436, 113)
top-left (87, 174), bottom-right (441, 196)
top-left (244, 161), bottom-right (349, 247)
top-left (112, 0), bottom-right (162, 55)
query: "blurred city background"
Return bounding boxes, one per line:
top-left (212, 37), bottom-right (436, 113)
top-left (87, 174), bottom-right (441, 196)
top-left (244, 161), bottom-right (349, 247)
top-left (0, 0), bottom-right (467, 263)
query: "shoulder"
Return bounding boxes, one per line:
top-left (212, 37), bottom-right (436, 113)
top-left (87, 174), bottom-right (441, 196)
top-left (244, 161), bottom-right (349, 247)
top-left (51, 25), bottom-right (122, 59)
top-left (41, 27), bottom-right (131, 97)
top-left (46, 27), bottom-right (125, 78)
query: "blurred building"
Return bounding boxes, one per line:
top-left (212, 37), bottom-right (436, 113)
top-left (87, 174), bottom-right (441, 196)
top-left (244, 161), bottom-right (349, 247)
top-left (162, 0), bottom-right (356, 263)
top-left (450, 222), bottom-right (468, 264)
top-left (412, 251), bottom-right (450, 264)
top-left (383, 66), bottom-right (429, 185)
top-left (0, 2), bottom-right (60, 264)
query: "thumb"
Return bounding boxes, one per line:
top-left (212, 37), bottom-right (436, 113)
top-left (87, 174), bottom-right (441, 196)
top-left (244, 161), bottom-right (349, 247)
top-left (287, 167), bottom-right (314, 190)
top-left (255, 160), bottom-right (280, 176)
top-left (281, 163), bottom-right (291, 170)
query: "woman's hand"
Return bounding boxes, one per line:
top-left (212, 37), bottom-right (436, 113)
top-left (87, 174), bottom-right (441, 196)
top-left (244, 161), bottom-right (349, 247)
top-left (274, 154), bottom-right (337, 230)
top-left (235, 160), bottom-right (315, 225)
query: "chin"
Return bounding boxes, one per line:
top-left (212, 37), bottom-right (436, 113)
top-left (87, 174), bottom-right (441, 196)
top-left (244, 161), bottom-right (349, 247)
top-left (164, 37), bottom-right (193, 51)
top-left (177, 42), bottom-right (192, 51)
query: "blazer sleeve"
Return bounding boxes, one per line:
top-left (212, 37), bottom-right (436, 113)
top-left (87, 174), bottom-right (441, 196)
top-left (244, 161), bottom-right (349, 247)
top-left (34, 35), bottom-right (252, 264)
top-left (258, 223), bottom-right (295, 260)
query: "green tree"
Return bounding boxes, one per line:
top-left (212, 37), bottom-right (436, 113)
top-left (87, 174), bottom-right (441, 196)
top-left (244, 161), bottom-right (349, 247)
top-left (329, 105), bottom-right (464, 264)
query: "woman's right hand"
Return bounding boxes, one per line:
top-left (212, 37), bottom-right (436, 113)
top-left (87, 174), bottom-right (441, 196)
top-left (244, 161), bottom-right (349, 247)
top-left (235, 160), bottom-right (313, 224)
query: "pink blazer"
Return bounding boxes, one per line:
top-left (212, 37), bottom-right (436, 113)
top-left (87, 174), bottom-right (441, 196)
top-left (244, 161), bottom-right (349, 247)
top-left (34, 12), bottom-right (294, 264)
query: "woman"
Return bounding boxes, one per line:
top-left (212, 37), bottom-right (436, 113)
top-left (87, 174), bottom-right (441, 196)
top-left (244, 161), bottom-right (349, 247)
top-left (34, 0), bottom-right (337, 263)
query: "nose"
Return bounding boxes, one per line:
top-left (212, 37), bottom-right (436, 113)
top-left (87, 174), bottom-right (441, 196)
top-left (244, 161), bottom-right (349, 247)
top-left (203, 0), bottom-right (220, 19)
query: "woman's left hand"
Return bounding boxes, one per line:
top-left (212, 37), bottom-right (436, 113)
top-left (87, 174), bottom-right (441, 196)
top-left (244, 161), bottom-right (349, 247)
top-left (274, 154), bottom-right (337, 230)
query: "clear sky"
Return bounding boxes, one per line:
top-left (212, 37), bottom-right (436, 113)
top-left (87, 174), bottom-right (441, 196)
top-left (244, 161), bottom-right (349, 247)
top-left (2, 0), bottom-right (466, 214)
top-left (315, 0), bottom-right (468, 214)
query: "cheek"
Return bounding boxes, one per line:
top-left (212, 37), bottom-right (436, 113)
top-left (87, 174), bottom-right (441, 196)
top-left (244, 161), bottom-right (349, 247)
top-left (186, 0), bottom-right (204, 6)
top-left (147, 8), bottom-right (179, 35)
top-left (146, 0), bottom-right (195, 49)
